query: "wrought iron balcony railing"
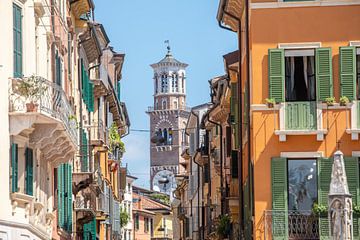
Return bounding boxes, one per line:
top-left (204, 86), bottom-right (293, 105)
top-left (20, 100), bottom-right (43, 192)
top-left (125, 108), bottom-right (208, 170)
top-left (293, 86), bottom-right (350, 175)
top-left (90, 120), bottom-right (108, 146)
top-left (9, 76), bottom-right (78, 145)
top-left (262, 210), bottom-right (320, 240)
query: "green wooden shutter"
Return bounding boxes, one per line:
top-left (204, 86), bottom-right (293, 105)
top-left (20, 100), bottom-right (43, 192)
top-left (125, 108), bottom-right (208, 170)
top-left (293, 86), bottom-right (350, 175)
top-left (271, 157), bottom-right (288, 239)
top-left (81, 129), bottom-right (89, 172)
top-left (340, 47), bottom-right (356, 100)
top-left (318, 157), bottom-right (332, 239)
top-left (231, 150), bottom-right (238, 178)
top-left (58, 165), bottom-right (65, 228)
top-left (268, 49), bottom-right (285, 102)
top-left (83, 218), bottom-right (96, 240)
top-left (117, 81), bottom-right (121, 100)
top-left (11, 143), bottom-right (18, 193)
top-left (316, 48), bottom-right (333, 101)
top-left (67, 164), bottom-right (73, 232)
top-left (230, 82), bottom-right (237, 124)
top-left (13, 4), bottom-right (22, 78)
top-left (344, 157), bottom-right (359, 237)
top-left (25, 148), bottom-right (33, 196)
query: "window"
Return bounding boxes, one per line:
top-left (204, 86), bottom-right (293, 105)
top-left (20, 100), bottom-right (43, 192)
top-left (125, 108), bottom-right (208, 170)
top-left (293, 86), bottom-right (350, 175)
top-left (285, 56), bottom-right (316, 102)
top-left (269, 48), bottom-right (333, 103)
top-left (162, 100), bottom-right (167, 109)
top-left (155, 74), bottom-right (158, 94)
top-left (161, 74), bottom-right (167, 92)
top-left (168, 128), bottom-right (173, 145)
top-left (144, 217), bottom-right (149, 232)
top-left (13, 3), bottom-right (22, 78)
top-left (135, 215), bottom-right (139, 230)
top-left (11, 143), bottom-right (18, 193)
top-left (287, 159), bottom-right (317, 211)
top-left (128, 183), bottom-right (131, 193)
top-left (174, 100), bottom-right (178, 109)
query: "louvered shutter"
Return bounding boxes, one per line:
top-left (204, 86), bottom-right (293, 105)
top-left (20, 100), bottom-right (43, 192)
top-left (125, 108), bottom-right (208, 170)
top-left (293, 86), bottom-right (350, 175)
top-left (268, 49), bottom-right (285, 102)
top-left (83, 218), bottom-right (96, 240)
top-left (231, 150), bottom-right (238, 178)
top-left (318, 157), bottom-right (332, 239)
top-left (340, 47), bottom-right (356, 100)
top-left (58, 165), bottom-right (65, 228)
top-left (230, 82), bottom-right (237, 124)
top-left (66, 164), bottom-right (73, 232)
top-left (204, 163), bottom-right (209, 183)
top-left (316, 48), bottom-right (333, 101)
top-left (11, 143), bottom-right (18, 193)
top-left (81, 129), bottom-right (88, 172)
top-left (13, 4), bottom-right (22, 78)
top-left (25, 148), bottom-right (33, 196)
top-left (271, 157), bottom-right (288, 239)
top-left (344, 157), bottom-right (360, 238)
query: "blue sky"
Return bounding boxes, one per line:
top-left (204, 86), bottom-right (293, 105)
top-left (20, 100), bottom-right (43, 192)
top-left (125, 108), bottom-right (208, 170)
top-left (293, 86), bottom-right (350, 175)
top-left (94, 0), bottom-right (236, 188)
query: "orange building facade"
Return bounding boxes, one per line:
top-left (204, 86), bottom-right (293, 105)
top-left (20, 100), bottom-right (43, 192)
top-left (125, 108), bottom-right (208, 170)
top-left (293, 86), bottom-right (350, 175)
top-left (218, 0), bottom-right (360, 239)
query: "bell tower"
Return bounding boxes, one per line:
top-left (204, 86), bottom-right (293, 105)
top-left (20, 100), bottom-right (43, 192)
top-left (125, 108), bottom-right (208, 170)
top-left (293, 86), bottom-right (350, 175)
top-left (147, 42), bottom-right (190, 195)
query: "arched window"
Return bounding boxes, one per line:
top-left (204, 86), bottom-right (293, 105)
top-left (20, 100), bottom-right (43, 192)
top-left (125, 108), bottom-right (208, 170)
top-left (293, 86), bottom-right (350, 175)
top-left (162, 100), bottom-right (167, 109)
top-left (154, 74), bottom-right (158, 93)
top-left (163, 129), bottom-right (168, 145)
top-left (175, 74), bottom-right (178, 92)
top-left (181, 73), bottom-right (185, 93)
top-left (161, 74), bottom-right (167, 92)
top-left (174, 101), bottom-right (178, 109)
top-left (171, 74), bottom-right (175, 92)
top-left (156, 100), bottom-right (159, 110)
top-left (156, 128), bottom-right (162, 146)
top-left (168, 128), bottom-right (173, 145)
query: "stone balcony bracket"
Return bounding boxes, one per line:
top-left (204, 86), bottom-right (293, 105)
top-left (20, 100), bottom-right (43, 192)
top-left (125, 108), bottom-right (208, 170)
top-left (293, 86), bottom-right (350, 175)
top-left (10, 192), bottom-right (35, 218)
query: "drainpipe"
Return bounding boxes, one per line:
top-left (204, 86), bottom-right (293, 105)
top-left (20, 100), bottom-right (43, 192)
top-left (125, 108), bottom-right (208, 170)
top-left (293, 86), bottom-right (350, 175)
top-left (207, 117), bottom-right (224, 215)
top-left (218, 0), bottom-right (245, 238)
top-left (191, 109), bottom-right (202, 240)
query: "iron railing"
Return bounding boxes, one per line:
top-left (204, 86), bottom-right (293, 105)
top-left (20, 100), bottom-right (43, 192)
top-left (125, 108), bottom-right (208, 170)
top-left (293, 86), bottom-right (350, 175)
top-left (90, 120), bottom-right (108, 145)
top-left (9, 76), bottom-right (78, 145)
top-left (263, 210), bottom-right (320, 240)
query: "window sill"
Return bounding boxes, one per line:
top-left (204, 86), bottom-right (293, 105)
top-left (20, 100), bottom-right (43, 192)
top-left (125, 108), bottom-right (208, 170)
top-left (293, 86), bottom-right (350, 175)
top-left (346, 129), bottom-right (360, 140)
top-left (275, 129), bottom-right (328, 142)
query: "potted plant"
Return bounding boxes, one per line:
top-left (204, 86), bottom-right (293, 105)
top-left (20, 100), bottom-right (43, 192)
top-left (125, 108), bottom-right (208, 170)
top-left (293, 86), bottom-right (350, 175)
top-left (17, 75), bottom-right (47, 112)
top-left (325, 97), bottom-right (336, 106)
top-left (217, 214), bottom-right (231, 238)
top-left (312, 203), bottom-right (328, 217)
top-left (340, 96), bottom-right (350, 106)
top-left (265, 98), bottom-right (276, 108)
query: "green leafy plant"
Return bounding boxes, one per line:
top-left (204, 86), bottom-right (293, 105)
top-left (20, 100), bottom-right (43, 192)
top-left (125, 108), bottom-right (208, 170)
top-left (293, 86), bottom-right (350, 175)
top-left (265, 98), bottom-right (276, 108)
top-left (109, 122), bottom-right (125, 153)
top-left (17, 75), bottom-right (47, 102)
top-left (325, 97), bottom-right (336, 106)
top-left (353, 205), bottom-right (360, 215)
top-left (312, 203), bottom-right (328, 216)
top-left (217, 214), bottom-right (231, 238)
top-left (150, 193), bottom-right (170, 205)
top-left (340, 96), bottom-right (350, 106)
top-left (120, 208), bottom-right (130, 228)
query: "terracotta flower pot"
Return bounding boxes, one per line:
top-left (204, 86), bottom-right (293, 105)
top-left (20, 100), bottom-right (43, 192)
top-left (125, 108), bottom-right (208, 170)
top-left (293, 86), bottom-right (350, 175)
top-left (26, 102), bottom-right (38, 112)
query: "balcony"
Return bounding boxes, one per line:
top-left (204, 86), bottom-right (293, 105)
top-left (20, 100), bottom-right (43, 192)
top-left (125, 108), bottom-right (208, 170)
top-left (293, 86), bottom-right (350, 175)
top-left (9, 76), bottom-right (77, 166)
top-left (262, 211), bottom-right (321, 240)
top-left (275, 102), bottom-right (327, 142)
top-left (90, 120), bottom-right (108, 146)
top-left (194, 146), bottom-right (209, 166)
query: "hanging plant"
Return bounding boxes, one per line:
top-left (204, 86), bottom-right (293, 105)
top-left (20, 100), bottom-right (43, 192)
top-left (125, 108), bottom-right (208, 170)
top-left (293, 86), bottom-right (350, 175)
top-left (120, 207), bottom-right (130, 228)
top-left (109, 123), bottom-right (125, 154)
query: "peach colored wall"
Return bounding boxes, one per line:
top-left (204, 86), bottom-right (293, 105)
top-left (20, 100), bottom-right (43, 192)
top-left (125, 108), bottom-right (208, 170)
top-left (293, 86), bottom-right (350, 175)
top-left (249, 5), bottom-right (360, 239)
top-left (134, 215), bottom-right (151, 240)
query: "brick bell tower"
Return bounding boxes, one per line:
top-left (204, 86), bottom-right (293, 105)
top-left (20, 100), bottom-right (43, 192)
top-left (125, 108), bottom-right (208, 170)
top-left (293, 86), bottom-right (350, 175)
top-left (147, 43), bottom-right (190, 196)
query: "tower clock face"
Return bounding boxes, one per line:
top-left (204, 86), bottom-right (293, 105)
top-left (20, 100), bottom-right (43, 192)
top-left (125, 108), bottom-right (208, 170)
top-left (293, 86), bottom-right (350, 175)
top-left (152, 170), bottom-right (176, 195)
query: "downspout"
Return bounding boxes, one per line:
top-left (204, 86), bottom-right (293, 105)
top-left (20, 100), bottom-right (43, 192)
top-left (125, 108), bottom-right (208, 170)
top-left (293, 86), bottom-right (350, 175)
top-left (218, 1), bottom-right (244, 238)
top-left (191, 110), bottom-right (202, 240)
top-left (207, 117), bottom-right (223, 215)
top-left (245, 0), bottom-right (254, 238)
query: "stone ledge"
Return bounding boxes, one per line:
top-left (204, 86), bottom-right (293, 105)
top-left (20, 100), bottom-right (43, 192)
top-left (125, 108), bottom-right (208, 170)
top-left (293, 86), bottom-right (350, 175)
top-left (275, 129), bottom-right (328, 142)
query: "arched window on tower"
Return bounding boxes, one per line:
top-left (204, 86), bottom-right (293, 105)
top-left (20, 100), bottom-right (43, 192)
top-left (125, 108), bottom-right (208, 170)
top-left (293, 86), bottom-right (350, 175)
top-left (175, 74), bottom-right (178, 92)
top-left (162, 100), bottom-right (167, 110)
top-left (163, 129), bottom-right (168, 145)
top-left (171, 74), bottom-right (175, 92)
top-left (154, 74), bottom-right (158, 94)
top-left (161, 74), bottom-right (167, 92)
top-left (168, 128), bottom-right (173, 145)
top-left (173, 100), bottom-right (178, 109)
top-left (156, 128), bottom-right (162, 146)
top-left (181, 73), bottom-right (185, 93)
